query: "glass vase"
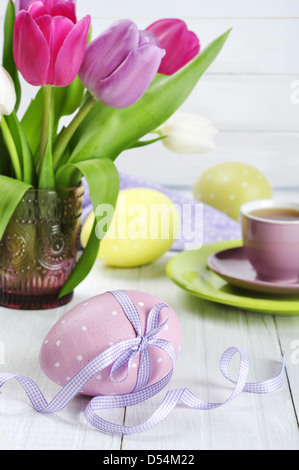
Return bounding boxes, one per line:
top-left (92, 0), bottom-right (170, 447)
top-left (0, 186), bottom-right (83, 310)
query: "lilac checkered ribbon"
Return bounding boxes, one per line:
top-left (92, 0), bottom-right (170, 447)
top-left (0, 291), bottom-right (285, 435)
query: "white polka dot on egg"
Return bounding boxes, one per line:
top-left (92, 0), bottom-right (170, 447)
top-left (39, 290), bottom-right (183, 398)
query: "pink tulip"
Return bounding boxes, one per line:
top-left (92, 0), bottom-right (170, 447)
top-left (146, 19), bottom-right (200, 75)
top-left (79, 20), bottom-right (166, 109)
top-left (13, 0), bottom-right (90, 87)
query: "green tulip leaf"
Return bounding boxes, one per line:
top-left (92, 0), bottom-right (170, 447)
top-left (21, 80), bottom-right (86, 163)
top-left (2, 0), bottom-right (21, 111)
top-left (0, 129), bottom-right (12, 176)
top-left (59, 157), bottom-right (119, 298)
top-left (128, 135), bottom-right (167, 149)
top-left (0, 176), bottom-right (32, 241)
top-left (21, 88), bottom-right (43, 162)
top-left (5, 111), bottom-right (36, 186)
top-left (54, 76), bottom-right (86, 124)
top-left (1, 115), bottom-right (22, 181)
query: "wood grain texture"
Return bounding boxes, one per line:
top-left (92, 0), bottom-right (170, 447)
top-left (0, 0), bottom-right (298, 450)
top-left (89, 17), bottom-right (299, 75)
top-left (75, 0), bottom-right (299, 19)
top-left (120, 257), bottom-right (299, 450)
top-left (0, 4), bottom-right (298, 189)
top-left (116, 132), bottom-right (299, 188)
top-left (0, 244), bottom-right (298, 450)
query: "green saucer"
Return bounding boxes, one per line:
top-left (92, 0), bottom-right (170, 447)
top-left (166, 240), bottom-right (299, 316)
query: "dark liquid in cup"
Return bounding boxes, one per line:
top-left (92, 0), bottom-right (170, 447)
top-left (250, 208), bottom-right (299, 221)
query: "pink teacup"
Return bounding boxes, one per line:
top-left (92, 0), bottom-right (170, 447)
top-left (241, 200), bottom-right (299, 283)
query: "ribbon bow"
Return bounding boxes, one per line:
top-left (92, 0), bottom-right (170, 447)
top-left (0, 290), bottom-right (286, 435)
top-left (109, 290), bottom-right (176, 392)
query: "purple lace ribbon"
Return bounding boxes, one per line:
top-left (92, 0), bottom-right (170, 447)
top-left (0, 291), bottom-right (285, 435)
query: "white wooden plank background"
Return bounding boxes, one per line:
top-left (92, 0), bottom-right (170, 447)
top-left (1, 0), bottom-right (299, 188)
top-left (76, 0), bottom-right (299, 19)
top-left (0, 0), bottom-right (299, 451)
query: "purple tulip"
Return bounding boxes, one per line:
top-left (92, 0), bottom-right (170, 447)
top-left (79, 20), bottom-right (166, 109)
top-left (15, 0), bottom-right (33, 13)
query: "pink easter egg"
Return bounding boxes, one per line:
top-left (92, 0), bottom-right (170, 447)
top-left (39, 290), bottom-right (182, 397)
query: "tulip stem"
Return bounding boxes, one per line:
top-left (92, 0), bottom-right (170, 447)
top-left (39, 85), bottom-right (54, 166)
top-left (53, 95), bottom-right (95, 171)
top-left (38, 85), bottom-right (55, 189)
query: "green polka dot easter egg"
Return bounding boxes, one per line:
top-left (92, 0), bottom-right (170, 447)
top-left (193, 162), bottom-right (273, 220)
top-left (81, 188), bottom-right (180, 268)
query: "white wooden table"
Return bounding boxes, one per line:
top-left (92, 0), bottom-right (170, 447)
top-left (0, 187), bottom-right (298, 451)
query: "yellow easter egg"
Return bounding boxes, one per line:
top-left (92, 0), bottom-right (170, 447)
top-left (81, 188), bottom-right (180, 268)
top-left (193, 162), bottom-right (273, 220)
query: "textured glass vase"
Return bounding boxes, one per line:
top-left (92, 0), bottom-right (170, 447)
top-left (0, 186), bottom-right (83, 310)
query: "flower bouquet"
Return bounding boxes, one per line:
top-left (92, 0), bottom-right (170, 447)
top-left (0, 0), bottom-right (230, 309)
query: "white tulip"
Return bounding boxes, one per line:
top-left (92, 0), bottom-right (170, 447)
top-left (158, 113), bottom-right (218, 154)
top-left (0, 66), bottom-right (16, 116)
